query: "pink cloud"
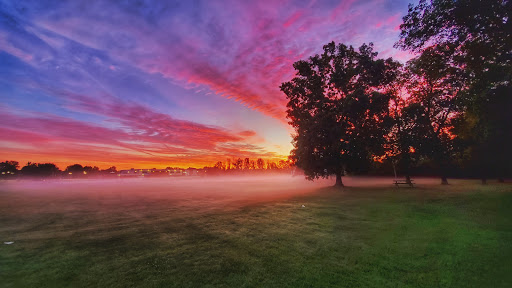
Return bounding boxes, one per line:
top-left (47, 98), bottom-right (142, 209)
top-left (0, 101), bottom-right (278, 168)
top-left (31, 0), bottom-right (402, 123)
top-left (283, 10), bottom-right (304, 28)
top-left (58, 92), bottom-right (246, 149)
top-left (0, 32), bottom-right (34, 62)
top-left (238, 130), bottom-right (257, 137)
top-left (0, 127), bottom-right (51, 144)
top-left (329, 0), bottom-right (357, 21)
top-left (0, 0), bottom-right (415, 171)
top-left (375, 14), bottom-right (400, 29)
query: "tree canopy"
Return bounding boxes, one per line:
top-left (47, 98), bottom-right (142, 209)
top-left (397, 0), bottom-right (512, 183)
top-left (0, 161), bottom-right (19, 172)
top-left (281, 42), bottom-right (400, 186)
top-left (20, 162), bottom-right (60, 178)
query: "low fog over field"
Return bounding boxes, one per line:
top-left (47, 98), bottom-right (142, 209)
top-left (0, 174), bottom-right (440, 245)
top-left (1, 175), bottom-right (506, 288)
top-left (0, 175), bottom-right (321, 218)
top-left (0, 175), bottom-right (441, 216)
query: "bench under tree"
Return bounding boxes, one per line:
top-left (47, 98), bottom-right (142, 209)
top-left (393, 179), bottom-right (414, 187)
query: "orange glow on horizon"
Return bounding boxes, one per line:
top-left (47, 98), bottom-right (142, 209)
top-left (4, 151), bottom-right (290, 171)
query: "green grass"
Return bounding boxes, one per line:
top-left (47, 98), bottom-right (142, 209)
top-left (1, 180), bottom-right (511, 287)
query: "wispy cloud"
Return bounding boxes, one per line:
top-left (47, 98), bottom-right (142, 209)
top-left (0, 104), bottom-right (273, 168)
top-left (0, 0), bottom-right (412, 168)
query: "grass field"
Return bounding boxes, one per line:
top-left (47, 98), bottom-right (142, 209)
top-left (1, 176), bottom-right (511, 287)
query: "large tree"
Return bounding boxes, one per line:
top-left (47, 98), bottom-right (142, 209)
top-left (281, 42), bottom-right (399, 186)
top-left (256, 158), bottom-right (265, 169)
top-left (21, 162), bottom-right (60, 178)
top-left (66, 164), bottom-right (85, 175)
top-left (396, 0), bottom-right (512, 182)
top-left (452, 88), bottom-right (512, 182)
top-left (0, 160), bottom-right (19, 173)
top-left (0, 160), bottom-right (19, 178)
top-left (386, 69), bottom-right (425, 183)
top-left (405, 46), bottom-right (465, 184)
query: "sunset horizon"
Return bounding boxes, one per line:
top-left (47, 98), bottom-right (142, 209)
top-left (0, 0), bottom-right (413, 169)
top-left (2, 1), bottom-right (511, 287)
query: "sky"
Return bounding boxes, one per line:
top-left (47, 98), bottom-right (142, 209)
top-left (0, 0), bottom-right (414, 169)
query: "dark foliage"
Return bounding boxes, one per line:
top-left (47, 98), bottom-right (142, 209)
top-left (396, 0), bottom-right (512, 182)
top-left (20, 162), bottom-right (60, 178)
top-left (281, 42), bottom-right (400, 186)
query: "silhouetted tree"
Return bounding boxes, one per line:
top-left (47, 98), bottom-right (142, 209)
top-left (100, 166), bottom-right (116, 175)
top-left (267, 161), bottom-right (278, 170)
top-left (396, 0), bottom-right (511, 69)
top-left (82, 166), bottom-right (99, 176)
top-left (281, 42), bottom-right (399, 186)
top-left (102, 166), bottom-right (117, 174)
top-left (396, 0), bottom-right (512, 182)
top-left (453, 91), bottom-right (512, 182)
top-left (277, 160), bottom-right (290, 170)
top-left (386, 70), bottom-right (423, 183)
top-left (256, 158), bottom-right (265, 169)
top-left (213, 161), bottom-right (225, 170)
top-left (21, 162), bottom-right (60, 178)
top-left (233, 158), bottom-right (243, 170)
top-left (66, 164), bottom-right (84, 176)
top-left (21, 162), bottom-right (37, 176)
top-left (0, 161), bottom-right (19, 173)
top-left (404, 47), bottom-right (465, 184)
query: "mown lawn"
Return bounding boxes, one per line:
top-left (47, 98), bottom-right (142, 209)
top-left (1, 179), bottom-right (511, 287)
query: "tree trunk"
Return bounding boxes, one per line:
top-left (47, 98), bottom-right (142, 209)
top-left (481, 177), bottom-right (487, 185)
top-left (334, 172), bottom-right (344, 187)
top-left (438, 152), bottom-right (449, 185)
top-left (405, 174), bottom-right (411, 184)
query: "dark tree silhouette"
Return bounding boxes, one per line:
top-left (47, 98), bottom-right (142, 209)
top-left (387, 70), bottom-right (424, 184)
top-left (233, 158), bottom-right (243, 170)
top-left (102, 166), bottom-right (117, 174)
top-left (396, 0), bottom-right (512, 182)
top-left (66, 164), bottom-right (85, 175)
top-left (0, 160), bottom-right (19, 173)
top-left (83, 166), bottom-right (100, 175)
top-left (256, 158), bottom-right (265, 169)
top-left (277, 160), bottom-right (290, 170)
top-left (404, 47), bottom-right (465, 184)
top-left (281, 42), bottom-right (399, 186)
top-left (396, 0), bottom-right (511, 62)
top-left (213, 161), bottom-right (225, 170)
top-left (453, 91), bottom-right (512, 183)
top-left (21, 162), bottom-right (60, 177)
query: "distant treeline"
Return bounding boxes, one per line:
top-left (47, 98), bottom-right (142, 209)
top-left (202, 158), bottom-right (294, 176)
top-left (2, 156), bottom-right (508, 181)
top-left (212, 158), bottom-right (291, 171)
top-left (0, 161), bottom-right (117, 179)
top-left (0, 158), bottom-right (295, 179)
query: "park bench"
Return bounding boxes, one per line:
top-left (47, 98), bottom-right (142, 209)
top-left (393, 179), bottom-right (414, 187)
